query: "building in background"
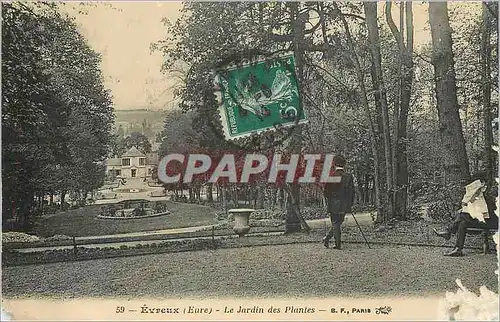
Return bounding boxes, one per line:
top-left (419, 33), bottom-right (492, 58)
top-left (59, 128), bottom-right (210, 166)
top-left (105, 146), bottom-right (159, 179)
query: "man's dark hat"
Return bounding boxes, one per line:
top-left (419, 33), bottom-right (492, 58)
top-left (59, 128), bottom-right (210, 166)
top-left (333, 155), bottom-right (346, 167)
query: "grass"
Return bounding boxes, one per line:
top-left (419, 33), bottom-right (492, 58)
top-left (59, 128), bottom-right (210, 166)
top-left (24, 206), bottom-right (494, 252)
top-left (2, 242), bottom-right (497, 299)
top-left (32, 201), bottom-right (218, 238)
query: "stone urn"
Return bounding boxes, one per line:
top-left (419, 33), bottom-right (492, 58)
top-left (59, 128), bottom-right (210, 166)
top-left (229, 208), bottom-right (255, 237)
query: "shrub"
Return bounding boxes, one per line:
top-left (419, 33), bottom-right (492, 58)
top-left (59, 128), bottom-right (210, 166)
top-left (426, 200), bottom-right (456, 223)
top-left (406, 204), bottom-right (424, 221)
top-left (170, 195), bottom-right (188, 202)
top-left (153, 202), bottom-right (168, 213)
top-left (215, 212), bottom-right (227, 221)
top-left (43, 204), bottom-right (59, 215)
top-left (132, 207), bottom-right (148, 217)
top-left (99, 204), bottom-right (117, 216)
top-left (300, 206), bottom-right (327, 220)
top-left (409, 180), bottom-right (467, 223)
top-left (60, 202), bottom-right (71, 211)
top-left (351, 203), bottom-right (376, 213)
top-left (251, 209), bottom-right (285, 220)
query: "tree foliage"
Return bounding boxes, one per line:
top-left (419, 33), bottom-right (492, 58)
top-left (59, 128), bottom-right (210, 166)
top-left (123, 132), bottom-right (153, 154)
top-left (2, 2), bottom-right (114, 229)
top-left (155, 2), bottom-right (496, 225)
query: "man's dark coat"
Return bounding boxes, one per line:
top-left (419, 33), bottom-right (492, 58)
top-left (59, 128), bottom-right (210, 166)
top-left (324, 169), bottom-right (355, 214)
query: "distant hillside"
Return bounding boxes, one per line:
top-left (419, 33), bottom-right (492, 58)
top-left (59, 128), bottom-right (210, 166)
top-left (113, 109), bottom-right (166, 141)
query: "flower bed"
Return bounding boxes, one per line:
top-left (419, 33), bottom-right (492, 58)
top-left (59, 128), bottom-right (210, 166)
top-left (208, 219), bottom-right (284, 231)
top-left (2, 226), bottom-right (283, 250)
top-left (2, 232), bottom-right (41, 243)
top-left (149, 190), bottom-right (167, 197)
top-left (97, 211), bottom-right (171, 220)
top-left (2, 233), bottom-right (73, 249)
top-left (97, 200), bottom-right (170, 219)
top-left (2, 238), bottom-right (218, 266)
top-left (3, 222), bottom-right (493, 267)
top-left (4, 232), bottom-right (329, 267)
top-left (215, 206), bottom-right (328, 222)
top-left (113, 188), bottom-right (149, 193)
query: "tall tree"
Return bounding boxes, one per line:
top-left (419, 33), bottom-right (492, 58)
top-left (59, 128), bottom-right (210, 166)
top-left (2, 2), bottom-right (113, 227)
top-left (275, 2), bottom-right (310, 233)
top-left (385, 1), bottom-right (415, 220)
top-left (331, 2), bottom-right (385, 222)
top-left (155, 2), bottom-right (318, 232)
top-left (364, 2), bottom-right (394, 222)
top-left (480, 2), bottom-right (495, 189)
top-left (428, 2), bottom-right (471, 201)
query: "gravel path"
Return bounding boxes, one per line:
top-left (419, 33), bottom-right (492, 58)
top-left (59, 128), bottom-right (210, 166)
top-left (3, 243), bottom-right (497, 299)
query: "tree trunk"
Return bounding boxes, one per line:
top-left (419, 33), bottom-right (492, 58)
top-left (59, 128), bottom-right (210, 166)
top-left (37, 193), bottom-right (41, 209)
top-left (257, 185), bottom-right (264, 208)
top-left (396, 2), bottom-right (413, 221)
top-left (334, 2), bottom-right (383, 223)
top-left (283, 2), bottom-right (310, 233)
top-left (207, 184), bottom-right (213, 202)
top-left (481, 3), bottom-right (494, 188)
top-left (392, 2), bottom-right (404, 220)
top-left (60, 190), bottom-right (66, 210)
top-left (222, 186), bottom-right (228, 214)
top-left (386, 1), bottom-right (414, 220)
top-left (365, 175), bottom-right (370, 205)
top-left (365, 2), bottom-right (394, 221)
top-left (271, 187), bottom-right (277, 207)
top-left (285, 187), bottom-right (301, 232)
top-left (20, 192), bottom-right (35, 232)
top-left (284, 184), bottom-right (310, 233)
top-left (429, 2), bottom-right (471, 200)
top-left (233, 187), bottom-right (238, 207)
top-left (371, 60), bottom-right (388, 224)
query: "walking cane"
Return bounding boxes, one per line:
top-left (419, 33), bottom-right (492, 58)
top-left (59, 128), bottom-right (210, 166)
top-left (350, 213), bottom-right (371, 249)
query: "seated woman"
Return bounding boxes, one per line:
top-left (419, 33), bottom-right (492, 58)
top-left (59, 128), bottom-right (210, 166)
top-left (433, 173), bottom-right (498, 257)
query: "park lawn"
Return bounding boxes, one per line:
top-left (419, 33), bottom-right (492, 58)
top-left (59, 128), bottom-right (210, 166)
top-left (2, 242), bottom-right (498, 298)
top-left (33, 201), bottom-right (218, 238)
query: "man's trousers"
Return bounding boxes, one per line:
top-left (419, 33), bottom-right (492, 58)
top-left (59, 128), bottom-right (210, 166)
top-left (325, 212), bottom-right (346, 248)
top-left (448, 212), bottom-right (498, 250)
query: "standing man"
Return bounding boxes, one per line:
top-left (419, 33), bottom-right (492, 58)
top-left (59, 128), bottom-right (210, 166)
top-left (322, 155), bottom-right (355, 249)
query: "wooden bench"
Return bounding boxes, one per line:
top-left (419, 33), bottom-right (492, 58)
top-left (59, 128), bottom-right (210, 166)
top-left (466, 228), bottom-right (498, 254)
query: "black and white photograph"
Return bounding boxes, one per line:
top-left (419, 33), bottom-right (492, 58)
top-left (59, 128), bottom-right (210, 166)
top-left (1, 1), bottom-right (499, 320)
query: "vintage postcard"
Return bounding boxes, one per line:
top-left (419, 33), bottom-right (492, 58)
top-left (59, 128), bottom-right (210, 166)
top-left (2, 1), bottom-right (499, 321)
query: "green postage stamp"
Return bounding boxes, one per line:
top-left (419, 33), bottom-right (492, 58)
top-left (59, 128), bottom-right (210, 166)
top-left (214, 53), bottom-right (309, 141)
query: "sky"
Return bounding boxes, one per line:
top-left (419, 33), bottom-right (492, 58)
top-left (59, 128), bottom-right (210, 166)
top-left (66, 2), bottom-right (479, 111)
top-left (67, 2), bottom-right (183, 111)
